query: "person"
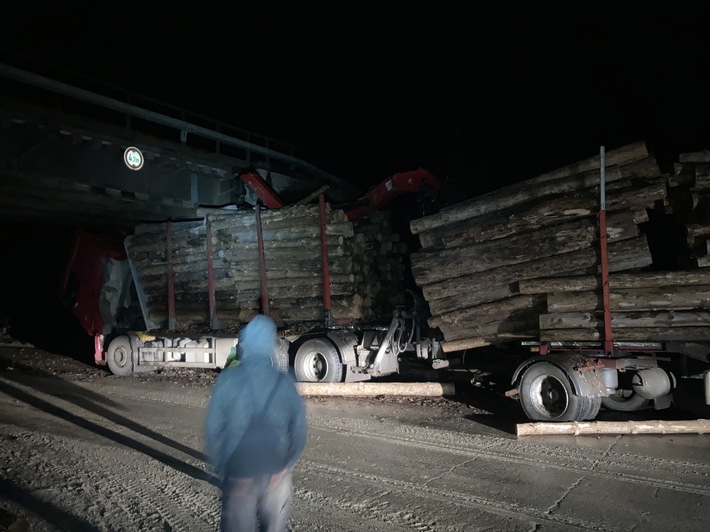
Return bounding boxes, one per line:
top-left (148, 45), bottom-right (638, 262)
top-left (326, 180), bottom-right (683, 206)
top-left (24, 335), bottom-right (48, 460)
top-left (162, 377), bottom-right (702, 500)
top-left (205, 315), bottom-right (307, 531)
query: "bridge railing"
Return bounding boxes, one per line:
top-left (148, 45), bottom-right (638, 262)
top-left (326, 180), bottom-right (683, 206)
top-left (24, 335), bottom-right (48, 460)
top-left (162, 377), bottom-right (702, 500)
top-left (0, 58), bottom-right (359, 195)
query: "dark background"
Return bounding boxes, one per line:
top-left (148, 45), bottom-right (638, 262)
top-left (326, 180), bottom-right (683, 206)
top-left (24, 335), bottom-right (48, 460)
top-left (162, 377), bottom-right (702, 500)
top-left (2, 3), bottom-right (710, 355)
top-left (3, 3), bottom-right (710, 196)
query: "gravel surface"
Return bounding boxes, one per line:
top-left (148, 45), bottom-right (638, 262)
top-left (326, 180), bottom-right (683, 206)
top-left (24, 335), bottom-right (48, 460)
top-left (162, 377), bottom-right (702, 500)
top-left (0, 343), bottom-right (709, 531)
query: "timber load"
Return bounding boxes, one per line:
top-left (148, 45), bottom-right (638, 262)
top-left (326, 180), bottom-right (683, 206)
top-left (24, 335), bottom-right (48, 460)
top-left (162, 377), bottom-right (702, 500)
top-left (410, 140), bottom-right (710, 352)
top-left (125, 203), bottom-right (407, 331)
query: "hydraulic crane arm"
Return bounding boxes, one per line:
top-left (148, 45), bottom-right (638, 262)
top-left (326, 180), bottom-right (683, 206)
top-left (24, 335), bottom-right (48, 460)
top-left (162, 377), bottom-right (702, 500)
top-left (238, 170), bottom-right (285, 209)
top-left (345, 168), bottom-right (441, 220)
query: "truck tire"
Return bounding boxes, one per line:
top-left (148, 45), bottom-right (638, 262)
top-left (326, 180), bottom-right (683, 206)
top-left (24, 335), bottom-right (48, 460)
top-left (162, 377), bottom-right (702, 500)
top-left (294, 338), bottom-right (343, 383)
top-left (106, 336), bottom-right (134, 376)
top-left (519, 362), bottom-right (586, 421)
top-left (601, 390), bottom-right (650, 412)
top-left (581, 395), bottom-right (602, 420)
top-left (273, 338), bottom-right (290, 374)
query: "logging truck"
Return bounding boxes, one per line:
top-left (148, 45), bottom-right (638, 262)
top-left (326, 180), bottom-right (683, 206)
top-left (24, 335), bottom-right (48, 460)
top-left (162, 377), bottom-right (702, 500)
top-left (61, 218), bottom-right (446, 384)
top-left (61, 156), bottom-right (710, 422)
top-left (61, 169), bottom-right (448, 386)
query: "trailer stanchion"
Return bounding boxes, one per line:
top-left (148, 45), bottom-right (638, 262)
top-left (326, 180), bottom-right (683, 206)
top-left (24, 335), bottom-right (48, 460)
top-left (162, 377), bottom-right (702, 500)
top-left (598, 145), bottom-right (614, 356)
top-left (255, 202), bottom-right (270, 316)
top-left (319, 193), bottom-right (333, 326)
top-left (166, 221), bottom-right (176, 330)
top-left (206, 217), bottom-right (220, 328)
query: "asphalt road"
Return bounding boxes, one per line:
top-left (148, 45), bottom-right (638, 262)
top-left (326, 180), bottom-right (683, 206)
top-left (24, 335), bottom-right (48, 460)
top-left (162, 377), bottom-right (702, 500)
top-left (0, 347), bottom-right (709, 531)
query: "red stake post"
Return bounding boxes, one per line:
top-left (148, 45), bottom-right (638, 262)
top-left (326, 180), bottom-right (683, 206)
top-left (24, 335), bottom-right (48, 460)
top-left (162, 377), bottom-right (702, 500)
top-left (319, 193), bottom-right (332, 324)
top-left (598, 146), bottom-right (614, 355)
top-left (255, 203), bottom-right (270, 316)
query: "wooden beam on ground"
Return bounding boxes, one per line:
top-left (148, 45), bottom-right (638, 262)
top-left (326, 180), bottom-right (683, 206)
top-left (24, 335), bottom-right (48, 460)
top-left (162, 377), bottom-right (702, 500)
top-left (516, 419), bottom-right (710, 436)
top-left (296, 382), bottom-right (455, 397)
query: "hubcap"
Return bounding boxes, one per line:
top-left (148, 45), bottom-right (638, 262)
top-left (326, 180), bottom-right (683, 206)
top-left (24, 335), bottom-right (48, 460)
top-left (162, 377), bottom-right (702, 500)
top-left (529, 374), bottom-right (569, 418)
top-left (303, 352), bottom-right (328, 381)
top-left (114, 347), bottom-right (128, 367)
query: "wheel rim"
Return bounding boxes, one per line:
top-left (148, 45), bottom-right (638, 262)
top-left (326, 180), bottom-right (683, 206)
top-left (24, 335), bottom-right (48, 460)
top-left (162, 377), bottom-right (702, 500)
top-left (113, 346), bottom-right (129, 368)
top-left (529, 374), bottom-right (569, 418)
top-left (302, 351), bottom-right (328, 381)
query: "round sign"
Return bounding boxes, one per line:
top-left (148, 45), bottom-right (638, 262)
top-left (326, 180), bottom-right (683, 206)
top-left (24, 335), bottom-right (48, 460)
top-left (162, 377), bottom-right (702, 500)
top-left (124, 146), bottom-right (144, 171)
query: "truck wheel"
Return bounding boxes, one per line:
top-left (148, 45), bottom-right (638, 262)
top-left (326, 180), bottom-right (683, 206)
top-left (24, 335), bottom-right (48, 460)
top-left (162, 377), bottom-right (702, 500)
top-left (273, 338), bottom-right (290, 374)
top-left (106, 336), bottom-right (134, 376)
top-left (602, 389), bottom-right (650, 412)
top-left (519, 362), bottom-right (585, 421)
top-left (294, 338), bottom-right (343, 383)
top-left (581, 395), bottom-right (602, 420)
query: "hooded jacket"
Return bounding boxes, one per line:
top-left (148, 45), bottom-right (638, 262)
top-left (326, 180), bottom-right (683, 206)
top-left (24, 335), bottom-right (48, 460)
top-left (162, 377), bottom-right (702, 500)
top-left (205, 315), bottom-right (307, 477)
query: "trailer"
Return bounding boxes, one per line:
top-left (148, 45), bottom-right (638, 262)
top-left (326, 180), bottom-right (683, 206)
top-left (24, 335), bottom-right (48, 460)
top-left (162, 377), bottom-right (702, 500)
top-left (414, 147), bottom-right (710, 421)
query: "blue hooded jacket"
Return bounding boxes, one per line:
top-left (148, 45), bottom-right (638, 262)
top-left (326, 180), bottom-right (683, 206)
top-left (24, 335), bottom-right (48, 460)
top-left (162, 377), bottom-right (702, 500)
top-left (205, 315), bottom-right (307, 477)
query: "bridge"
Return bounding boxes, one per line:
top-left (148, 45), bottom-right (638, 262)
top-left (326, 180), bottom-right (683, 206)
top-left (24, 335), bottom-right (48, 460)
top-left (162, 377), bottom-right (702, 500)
top-left (0, 63), bottom-right (361, 231)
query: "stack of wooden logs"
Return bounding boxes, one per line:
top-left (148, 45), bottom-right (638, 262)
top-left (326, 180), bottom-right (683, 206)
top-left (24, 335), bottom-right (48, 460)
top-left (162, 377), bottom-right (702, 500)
top-left (670, 149), bottom-right (710, 268)
top-left (409, 141), bottom-right (710, 351)
top-left (350, 210), bottom-right (408, 316)
top-left (125, 203), bottom-right (406, 331)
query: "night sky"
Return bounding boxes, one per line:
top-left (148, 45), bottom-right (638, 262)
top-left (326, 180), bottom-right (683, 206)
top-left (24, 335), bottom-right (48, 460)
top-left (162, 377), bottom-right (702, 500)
top-left (2, 3), bottom-right (710, 354)
top-left (3, 3), bottom-right (710, 199)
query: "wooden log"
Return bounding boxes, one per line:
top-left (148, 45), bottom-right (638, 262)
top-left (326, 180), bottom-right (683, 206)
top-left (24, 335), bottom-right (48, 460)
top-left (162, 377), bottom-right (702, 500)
top-left (686, 223), bottom-right (710, 247)
top-left (151, 282), bottom-right (357, 303)
top-left (295, 184), bottom-right (330, 205)
top-left (679, 150), bottom-right (710, 163)
top-left (691, 163), bottom-right (710, 189)
top-left (131, 217), bottom-right (353, 247)
top-left (516, 419), bottom-right (710, 436)
top-left (133, 245), bottom-right (352, 272)
top-left (438, 317), bottom-right (539, 342)
top-left (148, 295), bottom-right (365, 327)
top-left (428, 295), bottom-right (544, 329)
top-left (212, 222), bottom-right (354, 241)
top-left (434, 195), bottom-right (643, 249)
top-left (620, 157), bottom-right (661, 177)
top-left (412, 142), bottom-right (650, 236)
top-left (606, 234), bottom-right (652, 272)
top-left (148, 310), bottom-right (250, 326)
top-left (411, 219), bottom-right (597, 285)
top-left (546, 285), bottom-right (710, 313)
top-left (410, 165), bottom-right (624, 235)
top-left (631, 209), bottom-right (649, 224)
top-left (421, 233), bottom-right (645, 310)
top-left (519, 276), bottom-right (599, 294)
top-left (296, 382), bottom-right (456, 397)
top-left (423, 247), bottom-right (598, 311)
top-left (541, 327), bottom-right (710, 342)
top-left (522, 141), bottom-right (647, 182)
top-left (520, 270), bottom-right (710, 294)
top-left (427, 284), bottom-right (520, 315)
top-left (441, 338), bottom-right (491, 352)
top-left (540, 311), bottom-right (710, 330)
top-left (140, 273), bottom-right (356, 293)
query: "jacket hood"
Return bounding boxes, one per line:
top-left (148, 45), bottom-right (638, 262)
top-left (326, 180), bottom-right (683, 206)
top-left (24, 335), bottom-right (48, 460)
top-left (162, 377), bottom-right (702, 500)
top-left (238, 314), bottom-right (277, 362)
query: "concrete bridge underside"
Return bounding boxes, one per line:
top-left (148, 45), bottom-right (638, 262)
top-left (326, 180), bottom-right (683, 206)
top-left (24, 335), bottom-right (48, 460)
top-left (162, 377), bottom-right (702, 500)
top-left (0, 66), bottom-right (360, 231)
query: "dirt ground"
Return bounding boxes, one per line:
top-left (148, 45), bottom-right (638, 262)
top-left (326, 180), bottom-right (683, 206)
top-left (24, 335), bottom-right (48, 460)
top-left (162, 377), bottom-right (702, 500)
top-left (0, 340), bottom-right (709, 531)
